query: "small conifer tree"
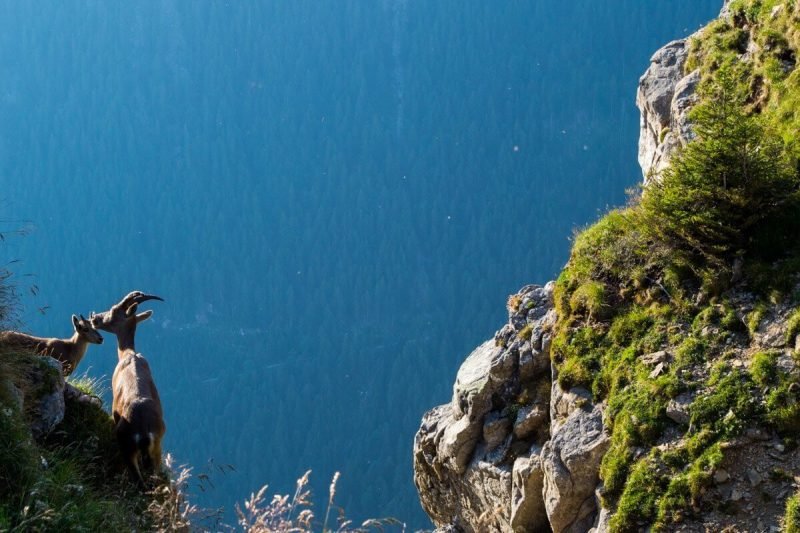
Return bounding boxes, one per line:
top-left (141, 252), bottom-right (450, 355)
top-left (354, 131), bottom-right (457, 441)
top-left (641, 65), bottom-right (799, 264)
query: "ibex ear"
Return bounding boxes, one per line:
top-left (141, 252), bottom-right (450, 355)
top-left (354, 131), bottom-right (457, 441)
top-left (136, 310), bottom-right (153, 323)
top-left (126, 303), bottom-right (139, 317)
top-left (72, 314), bottom-right (80, 328)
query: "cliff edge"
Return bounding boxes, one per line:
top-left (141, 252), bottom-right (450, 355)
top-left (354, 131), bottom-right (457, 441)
top-left (414, 1), bottom-right (800, 531)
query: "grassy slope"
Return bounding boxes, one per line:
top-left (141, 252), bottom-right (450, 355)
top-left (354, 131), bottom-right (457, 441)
top-left (551, 1), bottom-right (800, 530)
top-left (0, 351), bottom-right (160, 532)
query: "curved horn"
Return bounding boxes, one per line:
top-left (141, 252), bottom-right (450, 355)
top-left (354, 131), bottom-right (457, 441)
top-left (116, 291), bottom-right (165, 310)
top-left (80, 314), bottom-right (87, 321)
top-left (134, 293), bottom-right (164, 304)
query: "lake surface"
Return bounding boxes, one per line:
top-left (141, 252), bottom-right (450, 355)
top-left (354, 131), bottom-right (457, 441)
top-left (0, 1), bottom-right (721, 527)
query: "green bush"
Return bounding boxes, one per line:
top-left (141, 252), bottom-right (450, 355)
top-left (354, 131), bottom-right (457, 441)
top-left (569, 281), bottom-right (607, 319)
top-left (551, 6), bottom-right (800, 528)
top-left (750, 350), bottom-right (779, 386)
top-left (765, 382), bottom-right (800, 433)
top-left (641, 65), bottom-right (798, 264)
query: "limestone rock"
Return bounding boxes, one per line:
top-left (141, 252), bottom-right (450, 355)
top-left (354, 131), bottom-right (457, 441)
top-left (461, 461), bottom-right (513, 531)
top-left (636, 37), bottom-right (706, 184)
top-left (483, 412), bottom-right (512, 451)
top-left (519, 338), bottom-right (550, 382)
top-left (511, 447), bottom-right (548, 532)
top-left (542, 404), bottom-right (610, 533)
top-left (670, 69), bottom-right (700, 143)
top-left (588, 487), bottom-right (612, 533)
top-left (414, 405), bottom-right (462, 527)
top-left (414, 404), bottom-right (515, 532)
top-left (666, 392), bottom-right (693, 426)
top-left (637, 39), bottom-right (690, 181)
top-left (589, 505), bottom-right (612, 533)
top-left (27, 358), bottom-right (66, 439)
top-left (452, 340), bottom-right (514, 422)
top-left (440, 407), bottom-right (482, 475)
top-left (513, 404), bottom-right (548, 440)
top-left (550, 378), bottom-right (592, 432)
top-left (414, 283), bottom-right (555, 532)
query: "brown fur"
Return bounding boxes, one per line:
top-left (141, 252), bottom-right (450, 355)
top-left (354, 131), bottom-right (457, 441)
top-left (112, 351), bottom-right (166, 486)
top-left (0, 315), bottom-right (103, 376)
top-left (91, 291), bottom-right (165, 487)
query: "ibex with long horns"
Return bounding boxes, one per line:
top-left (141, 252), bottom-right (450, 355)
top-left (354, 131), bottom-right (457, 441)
top-left (0, 314), bottom-right (103, 376)
top-left (91, 291), bottom-right (165, 487)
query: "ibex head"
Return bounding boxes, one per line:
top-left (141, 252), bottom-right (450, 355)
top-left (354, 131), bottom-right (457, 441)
top-left (90, 291), bottom-right (164, 338)
top-left (72, 314), bottom-right (104, 344)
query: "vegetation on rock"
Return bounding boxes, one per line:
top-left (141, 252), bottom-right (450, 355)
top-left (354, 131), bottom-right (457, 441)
top-left (0, 350), bottom-right (182, 531)
top-left (553, 2), bottom-right (800, 529)
top-left (786, 488), bottom-right (800, 533)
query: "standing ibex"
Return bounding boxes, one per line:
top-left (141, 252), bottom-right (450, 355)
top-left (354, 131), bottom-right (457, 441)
top-left (0, 314), bottom-right (104, 376)
top-left (90, 291), bottom-right (165, 487)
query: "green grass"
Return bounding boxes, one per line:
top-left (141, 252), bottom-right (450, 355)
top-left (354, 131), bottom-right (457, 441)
top-left (786, 489), bottom-right (800, 533)
top-left (750, 350), bottom-right (780, 386)
top-left (746, 302), bottom-right (768, 334)
top-left (550, 13), bottom-right (800, 523)
top-left (688, 0), bottom-right (800, 154)
top-left (569, 281), bottom-right (607, 319)
top-left (517, 323), bottom-right (534, 341)
top-left (787, 308), bottom-right (800, 345)
top-left (610, 456), bottom-right (667, 532)
top-left (0, 350), bottom-right (154, 531)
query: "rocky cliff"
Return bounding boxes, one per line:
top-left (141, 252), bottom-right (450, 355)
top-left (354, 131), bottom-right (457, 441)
top-left (413, 283), bottom-right (611, 533)
top-left (413, 1), bottom-right (800, 531)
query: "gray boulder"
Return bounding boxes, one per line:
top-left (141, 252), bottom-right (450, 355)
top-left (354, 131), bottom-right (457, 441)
top-left (637, 39), bottom-right (693, 182)
top-left (542, 404), bottom-right (610, 533)
top-left (414, 283), bottom-right (556, 532)
top-left (636, 39), bottom-right (712, 185)
top-left (511, 447), bottom-right (548, 532)
top-left (27, 357), bottom-right (66, 439)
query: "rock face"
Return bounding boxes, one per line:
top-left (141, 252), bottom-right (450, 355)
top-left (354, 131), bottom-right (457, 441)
top-left (413, 3), bottom-right (750, 531)
top-left (414, 283), bottom-right (611, 532)
top-left (637, 0), bottom-right (733, 182)
top-left (25, 357), bottom-right (66, 439)
top-left (0, 355), bottom-right (98, 440)
top-left (636, 38), bottom-right (699, 183)
top-left (541, 405), bottom-right (609, 533)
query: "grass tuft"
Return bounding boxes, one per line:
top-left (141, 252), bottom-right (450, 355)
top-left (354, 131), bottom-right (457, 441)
top-left (786, 489), bottom-right (800, 533)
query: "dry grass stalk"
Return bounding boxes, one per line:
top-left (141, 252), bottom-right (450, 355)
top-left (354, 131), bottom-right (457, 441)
top-left (235, 471), bottom-right (405, 533)
top-left (147, 453), bottom-right (221, 532)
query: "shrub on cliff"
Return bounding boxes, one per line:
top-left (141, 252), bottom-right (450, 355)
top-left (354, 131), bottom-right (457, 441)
top-left (553, 58), bottom-right (800, 531)
top-left (641, 65), bottom-right (799, 265)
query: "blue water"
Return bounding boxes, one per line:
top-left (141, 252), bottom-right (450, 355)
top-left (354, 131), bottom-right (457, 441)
top-left (0, 1), bottom-right (720, 528)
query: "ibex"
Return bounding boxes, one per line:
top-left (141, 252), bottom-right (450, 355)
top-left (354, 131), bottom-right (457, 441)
top-left (0, 314), bottom-right (104, 376)
top-left (90, 291), bottom-right (165, 487)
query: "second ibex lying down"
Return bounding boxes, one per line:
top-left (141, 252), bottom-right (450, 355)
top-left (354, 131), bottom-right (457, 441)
top-left (91, 291), bottom-right (165, 487)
